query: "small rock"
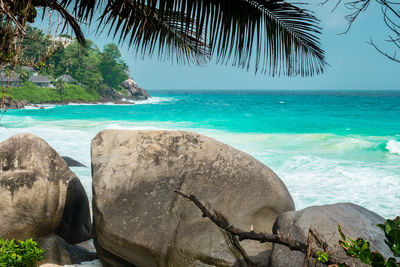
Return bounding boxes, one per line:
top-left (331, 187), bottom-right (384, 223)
top-left (62, 156), bottom-right (87, 167)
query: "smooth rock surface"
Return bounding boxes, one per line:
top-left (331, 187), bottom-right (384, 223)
top-left (0, 134), bottom-right (91, 243)
top-left (91, 130), bottom-right (294, 267)
top-left (269, 203), bottom-right (390, 267)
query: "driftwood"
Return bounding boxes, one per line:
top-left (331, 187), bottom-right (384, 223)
top-left (175, 191), bottom-right (342, 266)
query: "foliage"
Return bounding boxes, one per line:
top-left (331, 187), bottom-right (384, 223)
top-left (1, 82), bottom-right (100, 103)
top-left (40, 37), bottom-right (128, 94)
top-left (61, 84), bottom-right (100, 101)
top-left (338, 220), bottom-right (400, 267)
top-left (1, 0), bottom-right (328, 76)
top-left (377, 217), bottom-right (400, 258)
top-left (52, 78), bottom-right (66, 95)
top-left (0, 238), bottom-right (44, 267)
top-left (315, 250), bottom-right (329, 264)
top-left (99, 44), bottom-right (128, 88)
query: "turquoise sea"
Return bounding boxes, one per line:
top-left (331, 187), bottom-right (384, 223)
top-left (1, 90), bottom-right (399, 218)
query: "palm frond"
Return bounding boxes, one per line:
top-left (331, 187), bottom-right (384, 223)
top-left (61, 0), bottom-right (327, 76)
top-left (99, 1), bottom-right (210, 64)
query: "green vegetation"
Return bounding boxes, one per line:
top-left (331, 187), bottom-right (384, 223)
top-left (0, 238), bottom-right (44, 267)
top-left (29, 29), bottom-right (129, 94)
top-left (338, 217), bottom-right (400, 267)
top-left (1, 27), bottom-right (129, 104)
top-left (1, 82), bottom-right (100, 104)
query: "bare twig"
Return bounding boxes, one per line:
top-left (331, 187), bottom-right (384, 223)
top-left (368, 38), bottom-right (400, 62)
top-left (175, 191), bottom-right (341, 265)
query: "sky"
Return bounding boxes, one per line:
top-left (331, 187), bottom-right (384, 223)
top-left (42, 1), bottom-right (400, 90)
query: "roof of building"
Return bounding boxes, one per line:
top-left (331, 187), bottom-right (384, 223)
top-left (21, 66), bottom-right (35, 72)
top-left (0, 75), bottom-right (20, 82)
top-left (60, 74), bottom-right (75, 83)
top-left (29, 75), bottom-right (50, 83)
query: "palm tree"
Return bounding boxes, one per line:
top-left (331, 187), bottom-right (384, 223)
top-left (17, 68), bottom-right (30, 82)
top-left (1, 0), bottom-right (327, 76)
top-left (53, 77), bottom-right (66, 95)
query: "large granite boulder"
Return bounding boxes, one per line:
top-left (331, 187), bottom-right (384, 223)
top-left (91, 130), bottom-right (294, 267)
top-left (0, 134), bottom-right (91, 244)
top-left (269, 203), bottom-right (391, 267)
top-left (120, 78), bottom-right (150, 100)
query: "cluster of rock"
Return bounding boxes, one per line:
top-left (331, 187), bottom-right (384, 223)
top-left (0, 130), bottom-right (395, 267)
top-left (102, 78), bottom-right (150, 103)
top-left (121, 78), bottom-right (150, 100)
top-left (2, 96), bottom-right (27, 109)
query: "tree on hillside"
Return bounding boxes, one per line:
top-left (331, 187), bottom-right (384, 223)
top-left (1, 0), bottom-right (327, 77)
top-left (99, 44), bottom-right (128, 88)
top-left (53, 78), bottom-right (66, 95)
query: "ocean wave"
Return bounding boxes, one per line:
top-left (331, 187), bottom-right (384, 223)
top-left (130, 97), bottom-right (176, 105)
top-left (106, 123), bottom-right (161, 130)
top-left (67, 97), bottom-right (175, 106)
top-left (386, 139), bottom-right (400, 155)
top-left (24, 104), bottom-right (55, 110)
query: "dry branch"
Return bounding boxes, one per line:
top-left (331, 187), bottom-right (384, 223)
top-left (175, 190), bottom-right (341, 266)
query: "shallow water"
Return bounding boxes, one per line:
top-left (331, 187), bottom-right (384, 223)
top-left (2, 90), bottom-right (399, 218)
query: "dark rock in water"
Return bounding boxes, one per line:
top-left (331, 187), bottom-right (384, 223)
top-left (2, 97), bottom-right (26, 109)
top-left (55, 178), bottom-right (92, 244)
top-left (269, 203), bottom-right (391, 267)
top-left (62, 156), bottom-right (87, 167)
top-left (91, 130), bottom-right (294, 267)
top-left (36, 234), bottom-right (98, 265)
top-left (0, 134), bottom-right (91, 244)
top-left (120, 78), bottom-right (150, 100)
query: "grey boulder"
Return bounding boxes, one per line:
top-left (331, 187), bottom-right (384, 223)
top-left (0, 134), bottom-right (91, 244)
top-left (269, 203), bottom-right (390, 267)
top-left (91, 130), bottom-right (295, 267)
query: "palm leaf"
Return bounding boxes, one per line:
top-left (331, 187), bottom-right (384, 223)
top-left (99, 1), bottom-right (210, 64)
top-left (61, 0), bottom-right (327, 76)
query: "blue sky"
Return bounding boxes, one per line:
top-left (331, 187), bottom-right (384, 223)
top-left (46, 1), bottom-right (400, 90)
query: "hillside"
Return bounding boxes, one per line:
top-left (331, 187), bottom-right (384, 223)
top-left (0, 27), bottom-right (149, 108)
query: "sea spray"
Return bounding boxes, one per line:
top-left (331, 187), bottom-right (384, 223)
top-left (386, 139), bottom-right (400, 155)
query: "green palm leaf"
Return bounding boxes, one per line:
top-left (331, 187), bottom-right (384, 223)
top-left (61, 0), bottom-right (327, 76)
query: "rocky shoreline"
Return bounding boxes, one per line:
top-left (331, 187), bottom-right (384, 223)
top-left (1, 78), bottom-right (150, 110)
top-left (0, 131), bottom-right (397, 267)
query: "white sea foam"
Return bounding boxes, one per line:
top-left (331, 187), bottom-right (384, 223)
top-left (106, 123), bottom-right (161, 130)
top-left (279, 101), bottom-right (285, 104)
top-left (67, 97), bottom-right (175, 106)
top-left (24, 106), bottom-right (39, 110)
top-left (24, 105), bottom-right (55, 110)
top-left (130, 97), bottom-right (176, 105)
top-left (386, 139), bottom-right (400, 155)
